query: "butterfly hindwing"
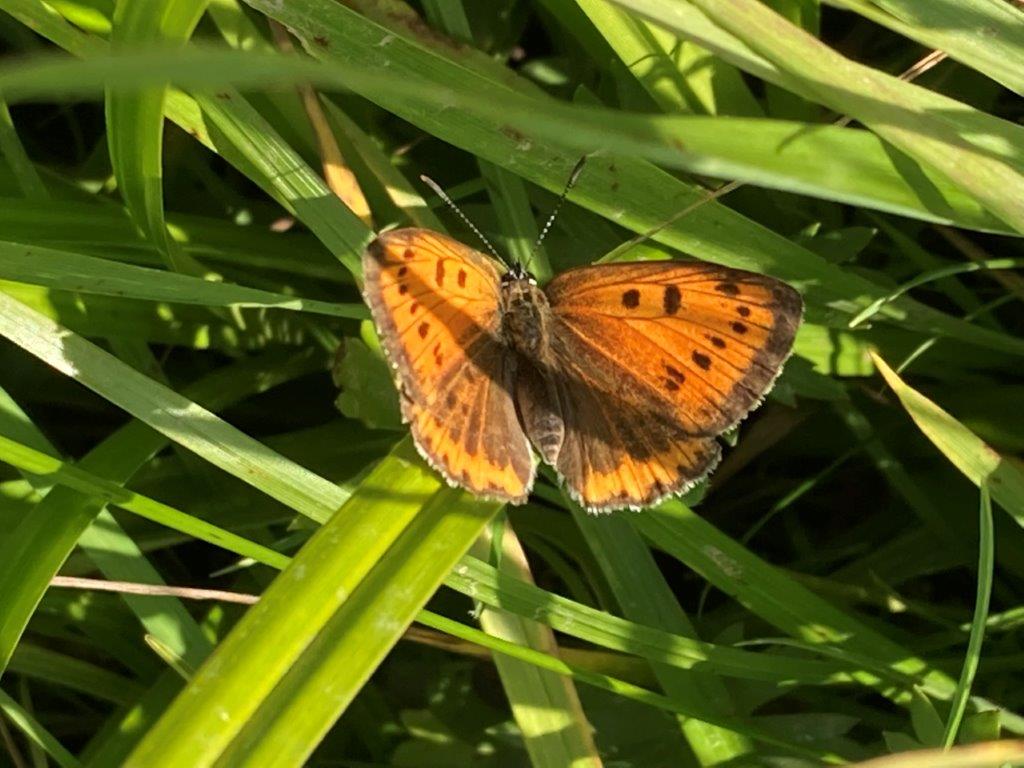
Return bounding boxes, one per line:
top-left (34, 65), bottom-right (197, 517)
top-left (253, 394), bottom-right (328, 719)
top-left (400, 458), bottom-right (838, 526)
top-left (362, 228), bottom-right (534, 502)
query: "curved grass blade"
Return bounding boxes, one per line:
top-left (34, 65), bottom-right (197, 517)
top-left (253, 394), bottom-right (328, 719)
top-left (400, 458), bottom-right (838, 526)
top-left (570, 507), bottom-right (753, 764)
top-left (872, 353), bottom-right (1024, 529)
top-left (828, 0), bottom-right (1024, 98)
top-left (849, 259), bottom-right (1024, 329)
top-left (0, 434), bottom-right (292, 570)
top-left (0, 345), bottom-right (321, 675)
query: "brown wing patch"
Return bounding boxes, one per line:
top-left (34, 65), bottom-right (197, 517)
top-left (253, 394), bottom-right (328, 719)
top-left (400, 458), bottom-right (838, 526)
top-left (545, 364), bottom-right (721, 512)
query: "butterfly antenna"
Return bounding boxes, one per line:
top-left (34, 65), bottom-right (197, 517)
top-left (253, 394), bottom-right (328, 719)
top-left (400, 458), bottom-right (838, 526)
top-left (533, 155), bottom-right (587, 252)
top-left (420, 174), bottom-right (503, 262)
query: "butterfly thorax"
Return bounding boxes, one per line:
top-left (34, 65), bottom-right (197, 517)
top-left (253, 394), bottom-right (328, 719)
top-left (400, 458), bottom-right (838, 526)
top-left (499, 273), bottom-right (554, 364)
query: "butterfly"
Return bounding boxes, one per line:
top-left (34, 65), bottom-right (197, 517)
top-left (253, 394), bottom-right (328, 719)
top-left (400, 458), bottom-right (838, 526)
top-left (362, 227), bottom-right (802, 512)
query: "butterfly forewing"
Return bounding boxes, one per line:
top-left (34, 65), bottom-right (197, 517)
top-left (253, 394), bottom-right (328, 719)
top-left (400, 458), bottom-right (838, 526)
top-left (362, 228), bottom-right (534, 502)
top-left (545, 261), bottom-right (803, 437)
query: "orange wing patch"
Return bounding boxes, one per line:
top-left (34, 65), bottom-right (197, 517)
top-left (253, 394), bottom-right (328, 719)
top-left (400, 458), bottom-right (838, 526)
top-left (363, 228), bottom-right (534, 503)
top-left (546, 261), bottom-right (802, 438)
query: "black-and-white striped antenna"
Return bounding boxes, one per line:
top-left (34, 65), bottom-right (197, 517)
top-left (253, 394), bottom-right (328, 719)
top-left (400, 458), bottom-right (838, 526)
top-left (533, 156), bottom-right (587, 253)
top-left (420, 174), bottom-right (503, 262)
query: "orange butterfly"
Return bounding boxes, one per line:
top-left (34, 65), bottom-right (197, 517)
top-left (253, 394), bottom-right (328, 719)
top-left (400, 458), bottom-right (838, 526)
top-left (362, 226), bottom-right (802, 512)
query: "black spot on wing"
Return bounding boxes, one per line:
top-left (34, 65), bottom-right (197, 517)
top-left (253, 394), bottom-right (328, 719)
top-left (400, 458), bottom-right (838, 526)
top-left (663, 285), bottom-right (681, 315)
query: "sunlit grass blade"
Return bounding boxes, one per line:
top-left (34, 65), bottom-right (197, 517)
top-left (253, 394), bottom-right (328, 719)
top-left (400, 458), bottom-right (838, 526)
top-left (447, 555), bottom-right (861, 686)
top-left (471, 523), bottom-right (602, 768)
top-left (634, 502), bottom-right (960, 700)
top-left (106, 0), bottom-right (209, 273)
top-left (0, 349), bottom-right (319, 675)
top-left (872, 353), bottom-right (1024, 529)
top-left (0, 290), bottom-right (345, 521)
top-left (848, 259), bottom-right (1024, 328)
top-left (0, 240), bottom-right (367, 318)
top-left (612, 0), bottom-right (1024, 234)
top-left (122, 448), bottom-right (494, 767)
top-left (0, 434), bottom-right (291, 569)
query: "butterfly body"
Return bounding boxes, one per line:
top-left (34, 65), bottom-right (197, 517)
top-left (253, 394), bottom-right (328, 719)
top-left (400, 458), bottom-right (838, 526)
top-left (362, 228), bottom-right (802, 512)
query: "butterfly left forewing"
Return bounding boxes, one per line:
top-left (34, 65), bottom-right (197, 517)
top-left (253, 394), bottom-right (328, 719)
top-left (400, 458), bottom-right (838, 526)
top-left (537, 260), bottom-right (801, 511)
top-left (363, 228), bottom-right (534, 502)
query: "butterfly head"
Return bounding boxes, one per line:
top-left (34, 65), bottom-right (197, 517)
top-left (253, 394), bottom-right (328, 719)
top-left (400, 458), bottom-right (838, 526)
top-left (501, 262), bottom-right (537, 285)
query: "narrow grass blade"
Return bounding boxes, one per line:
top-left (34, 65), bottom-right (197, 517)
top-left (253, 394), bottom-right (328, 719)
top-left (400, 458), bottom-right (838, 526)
top-left (873, 353), bottom-right (1024, 529)
top-left (122, 449), bottom-right (495, 767)
top-left (471, 523), bottom-right (601, 768)
top-left (0, 347), bottom-right (320, 675)
top-left (0, 240), bottom-right (367, 319)
top-left (0, 434), bottom-right (292, 569)
top-left (447, 556), bottom-right (860, 686)
top-left (942, 486), bottom-right (994, 747)
top-left (633, 502), bottom-right (958, 700)
top-left (0, 290), bottom-right (346, 522)
top-left (614, 0), bottom-right (1024, 234)
top-left (0, 687), bottom-right (80, 768)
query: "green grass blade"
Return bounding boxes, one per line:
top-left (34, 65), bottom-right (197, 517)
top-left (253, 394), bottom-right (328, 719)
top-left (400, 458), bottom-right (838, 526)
top-left (571, 506), bottom-right (753, 764)
top-left (121, 444), bottom-right (493, 767)
top-left (106, 0), bottom-right (209, 273)
top-left (633, 502), bottom-right (958, 699)
top-left (942, 486), bottom-right (994, 747)
top-left (470, 524), bottom-right (601, 768)
top-left (0, 290), bottom-right (345, 521)
top-left (0, 348), bottom-right (318, 675)
top-left (613, 0), bottom-right (1024, 234)
top-left (0, 687), bottom-right (80, 768)
top-left (828, 0), bottom-right (1024, 97)
top-left (873, 353), bottom-right (1024, 529)
top-left (575, 0), bottom-right (762, 116)
top-left (0, 434), bottom-right (292, 569)
top-left (447, 555), bottom-right (861, 686)
top-left (0, 240), bottom-right (367, 318)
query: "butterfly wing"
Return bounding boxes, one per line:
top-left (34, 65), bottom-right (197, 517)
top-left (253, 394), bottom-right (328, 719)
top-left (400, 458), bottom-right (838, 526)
top-left (362, 228), bottom-right (534, 503)
top-left (538, 260), bottom-right (802, 511)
